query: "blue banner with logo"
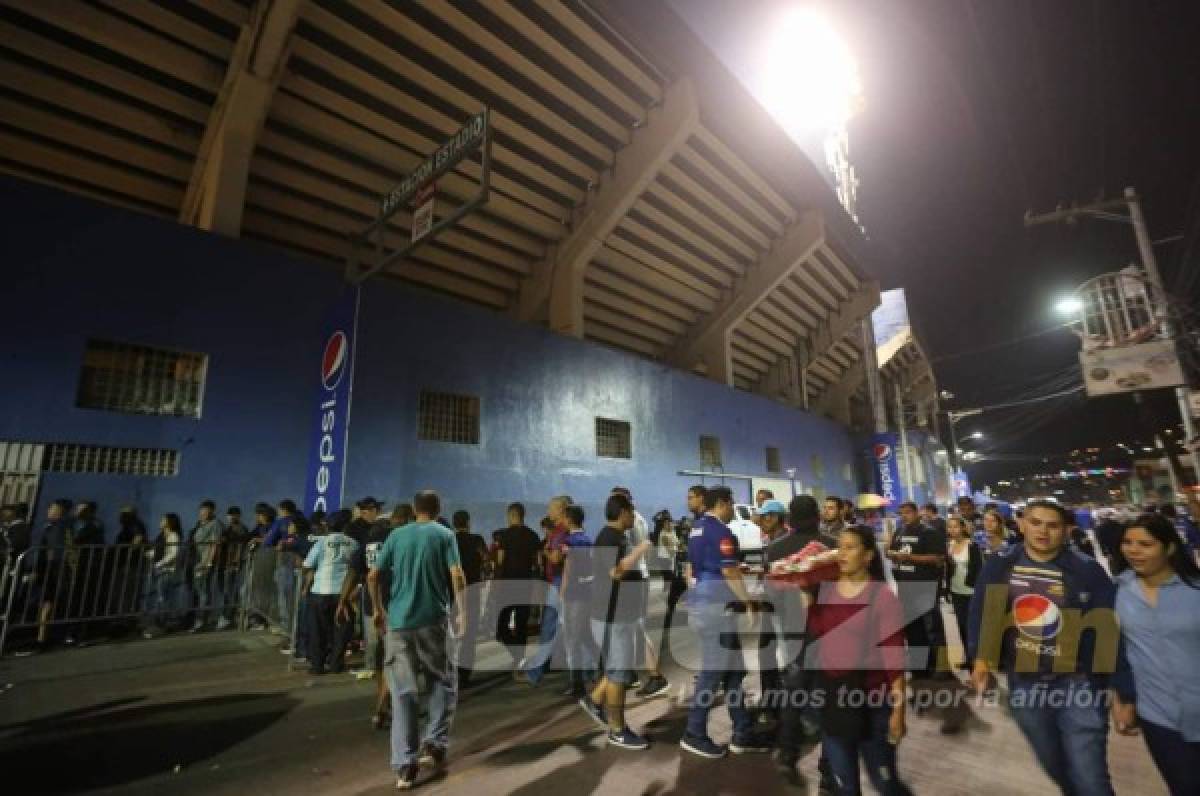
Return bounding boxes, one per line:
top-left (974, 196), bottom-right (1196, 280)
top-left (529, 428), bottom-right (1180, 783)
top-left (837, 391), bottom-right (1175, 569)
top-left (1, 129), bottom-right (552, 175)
top-left (953, 469), bottom-right (972, 499)
top-left (870, 432), bottom-right (902, 511)
top-left (303, 286), bottom-right (359, 517)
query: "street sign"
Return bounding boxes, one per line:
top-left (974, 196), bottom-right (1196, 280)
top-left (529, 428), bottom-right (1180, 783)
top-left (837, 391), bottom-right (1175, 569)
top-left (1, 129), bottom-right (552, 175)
top-left (411, 181), bottom-right (435, 243)
top-left (1079, 339), bottom-right (1185, 397)
top-left (348, 109), bottom-right (491, 283)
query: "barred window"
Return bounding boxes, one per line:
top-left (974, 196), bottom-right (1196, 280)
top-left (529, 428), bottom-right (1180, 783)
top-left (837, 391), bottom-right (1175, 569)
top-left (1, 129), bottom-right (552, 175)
top-left (76, 339), bottom-right (207, 418)
top-left (43, 444), bottom-right (179, 476)
top-left (765, 446), bottom-right (781, 474)
top-left (700, 435), bottom-right (722, 468)
top-left (418, 390), bottom-right (480, 444)
top-left (595, 418), bottom-right (632, 459)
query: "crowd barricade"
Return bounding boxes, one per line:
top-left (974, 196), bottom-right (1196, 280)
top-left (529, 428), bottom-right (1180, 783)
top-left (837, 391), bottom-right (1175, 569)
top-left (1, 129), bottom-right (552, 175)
top-left (0, 541), bottom-right (269, 656)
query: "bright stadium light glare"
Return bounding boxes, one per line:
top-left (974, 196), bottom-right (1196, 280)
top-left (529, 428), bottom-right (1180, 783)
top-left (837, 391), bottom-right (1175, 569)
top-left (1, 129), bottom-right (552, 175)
top-left (1055, 296), bottom-right (1084, 315)
top-left (755, 7), bottom-right (861, 136)
top-left (971, 431), bottom-right (984, 439)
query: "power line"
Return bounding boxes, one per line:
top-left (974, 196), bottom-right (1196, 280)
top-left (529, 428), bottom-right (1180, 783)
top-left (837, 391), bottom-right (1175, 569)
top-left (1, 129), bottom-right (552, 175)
top-left (930, 322), bottom-right (1075, 363)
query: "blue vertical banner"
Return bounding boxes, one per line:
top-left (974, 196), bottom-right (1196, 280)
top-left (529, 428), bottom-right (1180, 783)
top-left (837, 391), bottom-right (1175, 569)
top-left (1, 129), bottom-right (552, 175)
top-left (953, 470), bottom-right (972, 499)
top-left (870, 432), bottom-right (902, 511)
top-left (304, 286), bottom-right (360, 516)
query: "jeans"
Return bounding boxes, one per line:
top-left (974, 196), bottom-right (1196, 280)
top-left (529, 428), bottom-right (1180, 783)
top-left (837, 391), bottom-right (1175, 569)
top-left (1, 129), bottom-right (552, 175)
top-left (275, 563), bottom-right (294, 633)
top-left (454, 585), bottom-right (481, 679)
top-left (526, 581), bottom-right (560, 684)
top-left (1139, 718), bottom-right (1200, 796)
top-left (685, 601), bottom-right (753, 741)
top-left (950, 593), bottom-right (971, 653)
top-left (192, 568), bottom-right (216, 626)
top-left (148, 570), bottom-right (182, 627)
top-left (821, 706), bottom-right (911, 796)
top-left (385, 622), bottom-right (458, 769)
top-left (1008, 677), bottom-right (1115, 796)
top-left (562, 598), bottom-right (597, 692)
top-left (591, 618), bottom-right (638, 685)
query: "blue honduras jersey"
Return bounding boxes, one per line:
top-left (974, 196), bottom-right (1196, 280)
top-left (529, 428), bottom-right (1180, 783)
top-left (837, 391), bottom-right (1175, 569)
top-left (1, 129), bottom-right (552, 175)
top-left (687, 513), bottom-right (739, 605)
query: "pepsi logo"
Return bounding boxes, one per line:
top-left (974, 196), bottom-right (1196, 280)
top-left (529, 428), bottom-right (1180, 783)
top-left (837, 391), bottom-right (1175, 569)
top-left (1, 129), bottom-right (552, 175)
top-left (1013, 594), bottom-right (1062, 640)
top-left (874, 443), bottom-right (892, 462)
top-left (321, 331), bottom-right (349, 391)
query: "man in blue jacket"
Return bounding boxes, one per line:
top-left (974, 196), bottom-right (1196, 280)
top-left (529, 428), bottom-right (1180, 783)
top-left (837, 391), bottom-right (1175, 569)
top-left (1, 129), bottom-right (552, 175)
top-left (967, 499), bottom-right (1134, 796)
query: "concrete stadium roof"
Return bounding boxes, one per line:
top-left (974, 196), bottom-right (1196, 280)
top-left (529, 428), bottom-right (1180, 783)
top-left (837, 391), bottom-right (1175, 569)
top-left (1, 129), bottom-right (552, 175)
top-left (0, 0), bottom-right (880, 407)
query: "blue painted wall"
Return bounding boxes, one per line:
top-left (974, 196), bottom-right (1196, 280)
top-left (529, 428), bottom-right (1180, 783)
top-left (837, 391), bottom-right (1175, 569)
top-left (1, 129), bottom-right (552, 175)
top-left (1, 178), bottom-right (861, 539)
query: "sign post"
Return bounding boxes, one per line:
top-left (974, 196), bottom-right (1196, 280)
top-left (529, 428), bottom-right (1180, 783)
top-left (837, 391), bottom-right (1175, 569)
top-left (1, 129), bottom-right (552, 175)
top-left (348, 109), bottom-right (491, 284)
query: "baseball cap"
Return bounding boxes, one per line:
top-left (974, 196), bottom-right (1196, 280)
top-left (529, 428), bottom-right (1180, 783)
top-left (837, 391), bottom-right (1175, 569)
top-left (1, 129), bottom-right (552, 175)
top-left (356, 496), bottom-right (385, 511)
top-left (758, 499), bottom-right (788, 516)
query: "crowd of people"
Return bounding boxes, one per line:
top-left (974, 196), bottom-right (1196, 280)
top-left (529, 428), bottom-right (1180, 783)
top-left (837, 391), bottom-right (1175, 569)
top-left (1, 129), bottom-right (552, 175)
top-left (2, 486), bottom-right (1198, 795)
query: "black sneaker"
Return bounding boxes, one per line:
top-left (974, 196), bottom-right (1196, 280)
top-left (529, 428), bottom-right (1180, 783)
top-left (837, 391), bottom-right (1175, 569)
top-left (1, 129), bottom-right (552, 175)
top-left (679, 733), bottom-right (726, 759)
top-left (636, 675), bottom-right (670, 698)
top-left (395, 763), bottom-right (419, 790)
top-left (417, 742), bottom-right (445, 770)
top-left (729, 731), bottom-right (773, 754)
top-left (607, 727), bottom-right (649, 750)
top-left (578, 696), bottom-right (608, 728)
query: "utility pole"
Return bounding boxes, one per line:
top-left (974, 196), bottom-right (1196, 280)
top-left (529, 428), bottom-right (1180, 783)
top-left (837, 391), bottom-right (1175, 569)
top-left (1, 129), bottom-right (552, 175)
top-left (1024, 186), bottom-right (1200, 490)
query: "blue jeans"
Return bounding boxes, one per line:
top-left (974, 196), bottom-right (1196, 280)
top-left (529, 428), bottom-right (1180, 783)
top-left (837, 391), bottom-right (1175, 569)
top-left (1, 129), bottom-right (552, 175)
top-left (685, 602), bottom-right (753, 741)
top-left (821, 706), bottom-right (910, 796)
top-left (274, 563), bottom-right (294, 632)
top-left (1008, 677), bottom-right (1115, 796)
top-left (526, 581), bottom-right (560, 685)
top-left (1140, 717), bottom-right (1200, 796)
top-left (385, 622), bottom-right (458, 769)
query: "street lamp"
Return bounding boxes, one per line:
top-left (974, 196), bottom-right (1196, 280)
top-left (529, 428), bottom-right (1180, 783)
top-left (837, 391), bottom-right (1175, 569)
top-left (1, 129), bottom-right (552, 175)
top-left (1055, 296), bottom-right (1084, 316)
top-left (971, 431), bottom-right (984, 440)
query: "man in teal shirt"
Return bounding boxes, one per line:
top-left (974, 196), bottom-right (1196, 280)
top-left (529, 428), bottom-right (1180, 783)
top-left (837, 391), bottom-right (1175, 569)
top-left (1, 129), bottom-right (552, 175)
top-left (368, 490), bottom-right (466, 791)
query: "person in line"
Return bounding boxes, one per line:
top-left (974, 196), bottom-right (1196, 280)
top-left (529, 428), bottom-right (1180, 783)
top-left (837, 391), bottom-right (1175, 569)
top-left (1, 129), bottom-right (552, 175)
top-left (885, 501), bottom-right (946, 680)
top-left (338, 503), bottom-right (408, 727)
top-left (648, 508), bottom-right (687, 684)
top-left (755, 499), bottom-right (791, 708)
top-left (921, 503), bottom-right (947, 537)
top-left (982, 509), bottom-right (1010, 556)
top-left (281, 513), bottom-right (314, 661)
top-left (944, 515), bottom-right (981, 670)
top-left (347, 496), bottom-right (389, 547)
top-left (820, 496), bottom-right (846, 547)
top-left (559, 503), bottom-right (597, 699)
top-left (493, 502), bottom-right (540, 670)
top-left (808, 525), bottom-right (912, 796)
top-left (264, 499), bottom-right (299, 636)
top-left (451, 510), bottom-right (487, 686)
top-left (110, 505), bottom-right (149, 631)
top-left (686, 484), bottom-right (707, 524)
top-left (244, 503), bottom-right (276, 630)
top-left (521, 498), bottom-right (572, 687)
top-left (679, 485), bottom-right (772, 759)
top-left (958, 496), bottom-right (985, 544)
top-left (216, 506), bottom-right (252, 631)
top-left (755, 488), bottom-right (775, 509)
top-left (612, 486), bottom-right (670, 698)
top-left (144, 512), bottom-right (184, 637)
top-left (368, 490), bottom-right (466, 790)
top-left (580, 492), bottom-right (652, 750)
top-left (302, 509), bottom-right (358, 675)
top-left (189, 500), bottom-right (224, 632)
top-left (1112, 513), bottom-right (1200, 796)
top-left (968, 500), bottom-right (1133, 796)
top-left (64, 501), bottom-right (104, 646)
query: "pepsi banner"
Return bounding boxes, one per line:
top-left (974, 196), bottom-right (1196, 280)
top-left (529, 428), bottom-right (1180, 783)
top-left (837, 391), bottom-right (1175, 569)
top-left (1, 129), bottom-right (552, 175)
top-left (303, 286), bottom-right (359, 517)
top-left (870, 432), bottom-right (902, 511)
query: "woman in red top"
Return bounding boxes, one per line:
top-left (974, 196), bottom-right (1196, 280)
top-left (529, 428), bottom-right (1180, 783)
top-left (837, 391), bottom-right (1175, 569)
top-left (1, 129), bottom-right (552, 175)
top-left (806, 525), bottom-right (912, 796)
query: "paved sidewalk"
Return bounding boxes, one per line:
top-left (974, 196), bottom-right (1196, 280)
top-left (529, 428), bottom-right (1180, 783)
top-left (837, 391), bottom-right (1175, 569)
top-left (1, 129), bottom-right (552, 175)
top-left (0, 601), bottom-right (1167, 795)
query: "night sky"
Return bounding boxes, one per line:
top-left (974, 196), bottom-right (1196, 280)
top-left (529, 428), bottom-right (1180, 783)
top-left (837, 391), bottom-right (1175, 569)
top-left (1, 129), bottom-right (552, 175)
top-left (671, 0), bottom-right (1200, 486)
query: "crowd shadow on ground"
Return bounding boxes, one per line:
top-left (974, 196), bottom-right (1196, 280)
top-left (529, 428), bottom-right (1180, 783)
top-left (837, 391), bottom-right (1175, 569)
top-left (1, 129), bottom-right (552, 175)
top-left (0, 692), bottom-right (299, 793)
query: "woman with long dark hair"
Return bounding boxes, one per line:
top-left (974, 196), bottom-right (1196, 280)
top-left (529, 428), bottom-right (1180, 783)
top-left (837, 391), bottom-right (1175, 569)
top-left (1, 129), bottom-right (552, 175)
top-left (1111, 513), bottom-right (1200, 796)
top-left (944, 515), bottom-right (982, 669)
top-left (806, 525), bottom-right (912, 795)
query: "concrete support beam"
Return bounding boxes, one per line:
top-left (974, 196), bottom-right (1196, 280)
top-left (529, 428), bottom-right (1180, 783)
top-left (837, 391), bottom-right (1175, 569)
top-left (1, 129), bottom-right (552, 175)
top-left (754, 353), bottom-right (801, 405)
top-left (517, 79), bottom-right (699, 335)
top-left (669, 210), bottom-right (825, 379)
top-left (806, 279), bottom-right (881, 359)
top-left (814, 357), bottom-right (868, 426)
top-left (180, 0), bottom-right (303, 236)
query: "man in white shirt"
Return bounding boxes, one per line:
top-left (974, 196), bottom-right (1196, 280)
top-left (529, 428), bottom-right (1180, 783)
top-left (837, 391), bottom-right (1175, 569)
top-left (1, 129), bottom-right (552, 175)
top-left (611, 487), bottom-right (669, 698)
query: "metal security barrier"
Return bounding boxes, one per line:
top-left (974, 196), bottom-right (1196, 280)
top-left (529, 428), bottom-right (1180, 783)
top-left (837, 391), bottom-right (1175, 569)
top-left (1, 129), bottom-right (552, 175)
top-left (0, 541), bottom-right (260, 656)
